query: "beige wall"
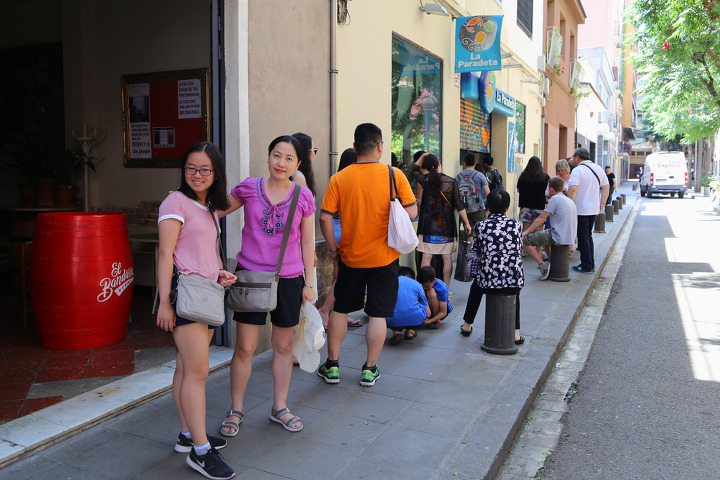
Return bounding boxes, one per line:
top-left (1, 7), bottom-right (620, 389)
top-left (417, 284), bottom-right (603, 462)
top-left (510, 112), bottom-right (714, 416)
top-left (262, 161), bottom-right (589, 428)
top-left (60, 0), bottom-right (212, 209)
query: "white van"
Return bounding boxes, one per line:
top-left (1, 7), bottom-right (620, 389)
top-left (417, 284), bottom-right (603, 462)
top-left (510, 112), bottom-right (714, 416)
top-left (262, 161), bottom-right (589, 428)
top-left (640, 152), bottom-right (688, 198)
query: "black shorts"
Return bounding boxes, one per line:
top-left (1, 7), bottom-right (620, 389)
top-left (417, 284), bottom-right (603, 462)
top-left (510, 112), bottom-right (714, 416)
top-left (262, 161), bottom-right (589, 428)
top-left (232, 274), bottom-right (303, 328)
top-left (334, 259), bottom-right (399, 318)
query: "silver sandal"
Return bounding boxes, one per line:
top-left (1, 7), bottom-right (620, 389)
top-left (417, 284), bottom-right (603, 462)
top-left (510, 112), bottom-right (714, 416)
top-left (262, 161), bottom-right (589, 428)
top-left (269, 407), bottom-right (303, 432)
top-left (219, 409), bottom-right (244, 437)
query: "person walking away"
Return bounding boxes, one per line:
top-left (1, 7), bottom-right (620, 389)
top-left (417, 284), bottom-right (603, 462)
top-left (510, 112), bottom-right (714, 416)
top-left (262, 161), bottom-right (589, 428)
top-left (219, 135), bottom-right (315, 436)
top-left (317, 123), bottom-right (417, 387)
top-left (605, 166), bottom-right (616, 204)
top-left (516, 156), bottom-right (550, 260)
top-left (567, 147), bottom-right (609, 273)
top-left (522, 176), bottom-right (578, 279)
top-left (317, 148), bottom-right (358, 329)
top-left (460, 189), bottom-right (525, 344)
top-left (455, 153), bottom-right (490, 241)
top-left (411, 153), bottom-right (471, 293)
top-left (157, 142), bottom-right (237, 480)
top-left (482, 156), bottom-right (504, 193)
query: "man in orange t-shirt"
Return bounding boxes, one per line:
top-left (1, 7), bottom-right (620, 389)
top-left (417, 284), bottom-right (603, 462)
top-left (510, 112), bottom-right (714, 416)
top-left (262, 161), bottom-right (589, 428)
top-left (318, 123), bottom-right (417, 387)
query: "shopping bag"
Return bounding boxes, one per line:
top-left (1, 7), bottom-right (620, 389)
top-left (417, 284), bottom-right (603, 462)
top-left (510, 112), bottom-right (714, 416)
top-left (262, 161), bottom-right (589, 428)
top-left (387, 165), bottom-right (418, 254)
top-left (453, 240), bottom-right (473, 282)
top-left (292, 301), bottom-right (326, 373)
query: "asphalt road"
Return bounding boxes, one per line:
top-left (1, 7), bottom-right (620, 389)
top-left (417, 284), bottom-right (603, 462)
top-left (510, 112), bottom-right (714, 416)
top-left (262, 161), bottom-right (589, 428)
top-left (539, 193), bottom-right (720, 480)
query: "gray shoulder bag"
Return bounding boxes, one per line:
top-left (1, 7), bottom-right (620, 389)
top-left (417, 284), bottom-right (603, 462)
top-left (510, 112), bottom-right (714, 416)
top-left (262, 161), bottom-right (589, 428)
top-left (175, 210), bottom-right (227, 326)
top-left (227, 184), bottom-right (301, 312)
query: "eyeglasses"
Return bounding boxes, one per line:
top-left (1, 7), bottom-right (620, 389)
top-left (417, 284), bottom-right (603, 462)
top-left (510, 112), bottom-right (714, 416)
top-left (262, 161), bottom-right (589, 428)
top-left (309, 147), bottom-right (318, 154)
top-left (184, 167), bottom-right (214, 176)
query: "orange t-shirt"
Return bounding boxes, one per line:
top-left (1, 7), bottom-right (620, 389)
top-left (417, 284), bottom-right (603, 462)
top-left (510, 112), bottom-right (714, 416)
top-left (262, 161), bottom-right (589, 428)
top-left (321, 162), bottom-right (416, 268)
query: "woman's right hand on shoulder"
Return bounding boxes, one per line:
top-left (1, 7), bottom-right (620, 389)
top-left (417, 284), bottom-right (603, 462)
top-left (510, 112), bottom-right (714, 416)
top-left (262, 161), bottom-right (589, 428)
top-left (156, 303), bottom-right (176, 332)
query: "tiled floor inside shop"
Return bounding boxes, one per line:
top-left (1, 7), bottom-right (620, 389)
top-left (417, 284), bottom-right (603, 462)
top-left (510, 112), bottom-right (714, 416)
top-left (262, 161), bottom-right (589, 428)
top-left (0, 282), bottom-right (176, 425)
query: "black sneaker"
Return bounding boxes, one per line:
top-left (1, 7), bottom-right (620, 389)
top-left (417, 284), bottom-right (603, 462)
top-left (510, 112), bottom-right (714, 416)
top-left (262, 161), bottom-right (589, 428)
top-left (175, 433), bottom-right (227, 453)
top-left (187, 447), bottom-right (236, 479)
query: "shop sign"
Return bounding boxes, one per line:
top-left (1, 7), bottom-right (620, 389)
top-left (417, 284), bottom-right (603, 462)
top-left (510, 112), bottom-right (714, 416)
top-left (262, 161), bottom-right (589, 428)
top-left (461, 72), bottom-right (516, 117)
top-left (455, 15), bottom-right (503, 72)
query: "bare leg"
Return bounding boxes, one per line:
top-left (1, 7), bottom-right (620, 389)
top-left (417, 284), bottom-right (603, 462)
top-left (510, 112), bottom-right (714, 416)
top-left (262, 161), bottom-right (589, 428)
top-left (221, 323), bottom-right (260, 435)
top-left (172, 323), bottom-right (211, 447)
top-left (365, 316), bottom-right (387, 367)
top-left (318, 262), bottom-right (338, 327)
top-left (421, 252), bottom-right (433, 267)
top-left (271, 325), bottom-right (301, 429)
top-left (442, 253), bottom-right (453, 289)
top-left (327, 310), bottom-right (348, 361)
top-left (524, 242), bottom-right (544, 264)
top-left (426, 287), bottom-right (439, 318)
top-left (174, 328), bottom-right (215, 432)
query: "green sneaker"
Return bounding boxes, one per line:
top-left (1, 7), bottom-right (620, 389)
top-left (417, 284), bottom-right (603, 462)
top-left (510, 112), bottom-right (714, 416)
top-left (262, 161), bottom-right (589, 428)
top-left (360, 367), bottom-right (380, 387)
top-left (317, 364), bottom-right (340, 384)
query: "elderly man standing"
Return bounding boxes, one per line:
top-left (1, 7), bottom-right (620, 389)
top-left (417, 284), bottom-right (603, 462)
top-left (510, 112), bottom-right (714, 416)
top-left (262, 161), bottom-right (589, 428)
top-left (318, 123), bottom-right (417, 387)
top-left (567, 147), bottom-right (609, 273)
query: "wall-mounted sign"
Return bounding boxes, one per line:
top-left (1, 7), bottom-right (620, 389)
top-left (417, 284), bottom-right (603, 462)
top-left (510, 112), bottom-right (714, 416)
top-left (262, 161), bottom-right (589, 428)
top-left (461, 72), bottom-right (516, 117)
top-left (455, 15), bottom-right (503, 72)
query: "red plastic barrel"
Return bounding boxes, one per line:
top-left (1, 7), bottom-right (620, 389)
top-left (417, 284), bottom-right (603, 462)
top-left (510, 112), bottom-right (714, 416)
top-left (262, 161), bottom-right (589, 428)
top-left (30, 212), bottom-right (134, 350)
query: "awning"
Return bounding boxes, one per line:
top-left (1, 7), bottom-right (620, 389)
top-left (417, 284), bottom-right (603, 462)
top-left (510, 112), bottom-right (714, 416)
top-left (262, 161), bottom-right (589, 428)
top-left (623, 126), bottom-right (636, 141)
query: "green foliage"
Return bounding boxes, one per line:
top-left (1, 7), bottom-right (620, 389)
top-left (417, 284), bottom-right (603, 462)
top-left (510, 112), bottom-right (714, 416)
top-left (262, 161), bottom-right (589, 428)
top-left (626, 0), bottom-right (720, 143)
top-left (699, 176), bottom-right (713, 187)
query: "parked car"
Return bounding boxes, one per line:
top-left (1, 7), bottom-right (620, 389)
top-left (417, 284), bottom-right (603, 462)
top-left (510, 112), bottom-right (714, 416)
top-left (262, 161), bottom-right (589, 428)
top-left (640, 152), bottom-right (688, 198)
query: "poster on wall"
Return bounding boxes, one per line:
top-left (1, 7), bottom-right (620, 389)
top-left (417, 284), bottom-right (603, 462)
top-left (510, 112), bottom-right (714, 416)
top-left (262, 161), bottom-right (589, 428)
top-left (121, 68), bottom-right (209, 167)
top-left (455, 15), bottom-right (503, 73)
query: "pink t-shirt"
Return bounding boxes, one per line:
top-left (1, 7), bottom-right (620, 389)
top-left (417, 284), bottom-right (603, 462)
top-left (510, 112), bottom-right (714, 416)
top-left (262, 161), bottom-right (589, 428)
top-left (231, 178), bottom-right (315, 278)
top-left (158, 191), bottom-right (221, 281)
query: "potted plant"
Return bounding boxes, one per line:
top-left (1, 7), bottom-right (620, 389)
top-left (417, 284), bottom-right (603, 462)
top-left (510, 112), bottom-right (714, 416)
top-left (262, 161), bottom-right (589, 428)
top-left (699, 176), bottom-right (712, 196)
top-left (54, 146), bottom-right (95, 207)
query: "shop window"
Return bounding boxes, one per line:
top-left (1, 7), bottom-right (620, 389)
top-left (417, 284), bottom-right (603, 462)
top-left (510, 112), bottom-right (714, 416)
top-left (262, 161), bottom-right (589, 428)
top-left (391, 35), bottom-right (442, 167)
top-left (514, 102), bottom-right (526, 154)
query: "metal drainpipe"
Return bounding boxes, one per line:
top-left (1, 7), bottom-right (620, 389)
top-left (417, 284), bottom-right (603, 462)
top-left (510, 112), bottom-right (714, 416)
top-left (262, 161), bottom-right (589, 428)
top-left (329, 0), bottom-right (338, 176)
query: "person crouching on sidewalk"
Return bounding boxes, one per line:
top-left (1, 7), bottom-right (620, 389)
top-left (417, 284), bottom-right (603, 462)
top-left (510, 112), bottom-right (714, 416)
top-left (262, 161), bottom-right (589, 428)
top-left (386, 267), bottom-right (431, 345)
top-left (417, 266), bottom-right (453, 329)
top-left (522, 176), bottom-right (578, 280)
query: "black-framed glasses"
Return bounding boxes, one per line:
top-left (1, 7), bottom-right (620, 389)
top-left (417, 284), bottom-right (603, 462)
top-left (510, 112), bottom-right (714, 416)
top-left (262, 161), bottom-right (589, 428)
top-left (309, 147), bottom-right (318, 154)
top-left (184, 167), bottom-right (214, 176)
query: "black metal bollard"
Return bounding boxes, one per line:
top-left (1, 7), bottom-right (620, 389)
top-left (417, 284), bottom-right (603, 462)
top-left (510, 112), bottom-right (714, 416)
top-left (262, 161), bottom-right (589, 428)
top-left (605, 204), bottom-right (614, 222)
top-left (481, 294), bottom-right (518, 355)
top-left (548, 244), bottom-right (571, 282)
top-left (621, 193), bottom-right (627, 205)
top-left (594, 212), bottom-right (606, 233)
top-left (612, 199), bottom-right (620, 214)
top-left (617, 196), bottom-right (623, 209)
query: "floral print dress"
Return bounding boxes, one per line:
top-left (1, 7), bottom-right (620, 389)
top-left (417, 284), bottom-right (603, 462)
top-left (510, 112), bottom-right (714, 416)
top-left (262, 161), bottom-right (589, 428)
top-left (471, 213), bottom-right (525, 290)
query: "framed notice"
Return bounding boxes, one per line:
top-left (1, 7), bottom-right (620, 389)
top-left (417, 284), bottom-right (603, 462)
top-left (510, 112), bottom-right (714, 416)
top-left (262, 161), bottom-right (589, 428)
top-left (121, 68), bottom-right (210, 167)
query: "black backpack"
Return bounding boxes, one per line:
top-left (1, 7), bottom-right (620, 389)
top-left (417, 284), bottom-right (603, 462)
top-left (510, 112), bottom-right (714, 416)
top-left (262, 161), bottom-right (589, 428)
top-left (486, 168), bottom-right (503, 192)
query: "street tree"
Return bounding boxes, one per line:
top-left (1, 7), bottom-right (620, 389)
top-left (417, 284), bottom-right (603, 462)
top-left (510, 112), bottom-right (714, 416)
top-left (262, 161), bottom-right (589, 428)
top-left (626, 0), bottom-right (720, 142)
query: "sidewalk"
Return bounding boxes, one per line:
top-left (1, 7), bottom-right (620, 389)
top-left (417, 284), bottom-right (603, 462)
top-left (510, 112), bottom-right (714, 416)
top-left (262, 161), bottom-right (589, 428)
top-left (0, 184), bottom-right (638, 479)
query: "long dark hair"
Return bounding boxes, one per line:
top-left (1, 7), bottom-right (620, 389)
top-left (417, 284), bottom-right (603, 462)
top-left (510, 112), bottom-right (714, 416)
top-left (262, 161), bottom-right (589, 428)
top-left (338, 148), bottom-right (356, 171)
top-left (178, 142), bottom-right (230, 211)
top-left (423, 154), bottom-right (442, 193)
top-left (292, 132), bottom-right (317, 196)
top-left (518, 156), bottom-right (546, 184)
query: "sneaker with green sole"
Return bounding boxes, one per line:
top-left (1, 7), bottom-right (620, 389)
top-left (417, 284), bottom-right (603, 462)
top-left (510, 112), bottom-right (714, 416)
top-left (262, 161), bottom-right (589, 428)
top-left (317, 364), bottom-right (340, 384)
top-left (360, 367), bottom-right (380, 387)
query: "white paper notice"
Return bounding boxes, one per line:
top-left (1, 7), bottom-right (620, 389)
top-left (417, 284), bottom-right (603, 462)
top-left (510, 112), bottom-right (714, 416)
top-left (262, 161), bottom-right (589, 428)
top-left (128, 83), bottom-right (151, 158)
top-left (178, 79), bottom-right (201, 118)
top-left (130, 123), bottom-right (152, 158)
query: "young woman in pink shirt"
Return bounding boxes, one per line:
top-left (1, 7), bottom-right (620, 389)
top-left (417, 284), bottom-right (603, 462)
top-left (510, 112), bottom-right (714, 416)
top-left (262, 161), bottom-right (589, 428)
top-left (157, 142), bottom-right (237, 479)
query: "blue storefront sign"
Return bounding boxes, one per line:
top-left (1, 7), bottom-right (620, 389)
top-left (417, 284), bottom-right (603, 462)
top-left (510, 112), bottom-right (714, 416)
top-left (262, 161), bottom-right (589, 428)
top-left (461, 71), bottom-right (516, 117)
top-left (455, 15), bottom-right (503, 73)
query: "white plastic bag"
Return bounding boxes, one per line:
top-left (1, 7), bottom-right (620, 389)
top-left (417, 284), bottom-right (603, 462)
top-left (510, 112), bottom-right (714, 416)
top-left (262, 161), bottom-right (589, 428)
top-left (387, 166), bottom-right (419, 254)
top-left (292, 301), bottom-right (326, 373)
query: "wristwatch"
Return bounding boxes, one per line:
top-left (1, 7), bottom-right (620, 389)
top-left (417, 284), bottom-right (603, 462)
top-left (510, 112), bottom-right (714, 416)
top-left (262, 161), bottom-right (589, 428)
top-left (303, 283), bottom-right (314, 288)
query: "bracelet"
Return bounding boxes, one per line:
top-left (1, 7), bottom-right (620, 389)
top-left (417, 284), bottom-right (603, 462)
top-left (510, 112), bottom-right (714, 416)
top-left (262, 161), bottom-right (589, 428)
top-left (328, 249), bottom-right (338, 254)
top-left (303, 283), bottom-right (314, 288)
